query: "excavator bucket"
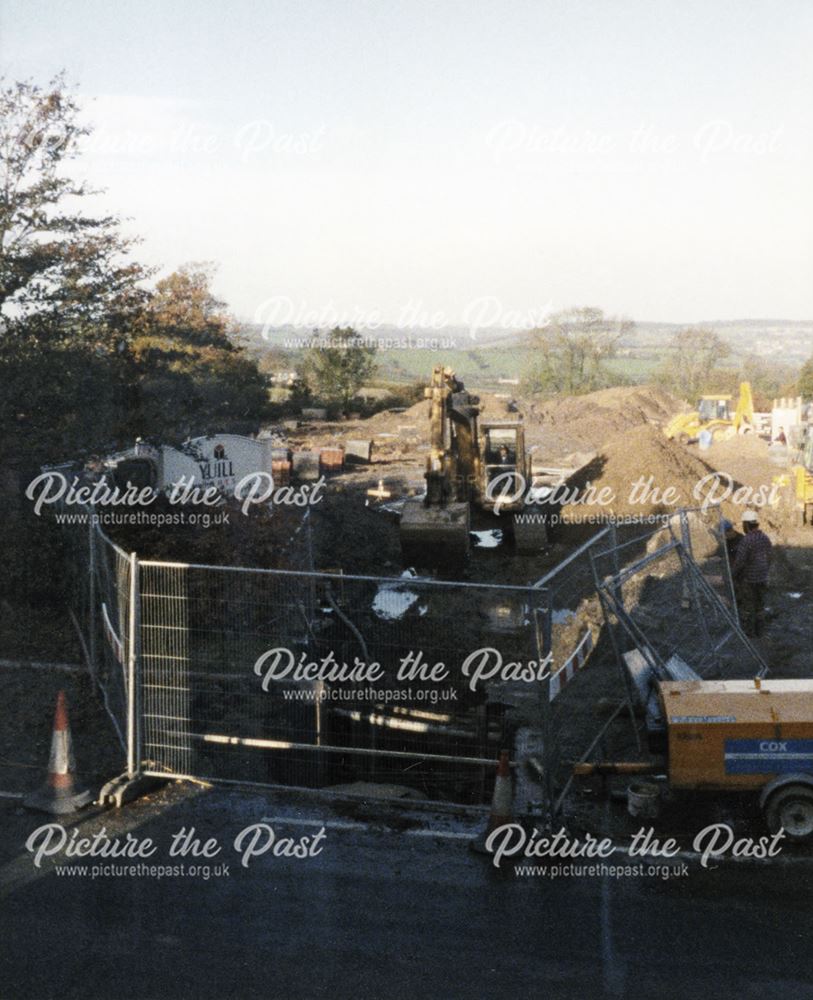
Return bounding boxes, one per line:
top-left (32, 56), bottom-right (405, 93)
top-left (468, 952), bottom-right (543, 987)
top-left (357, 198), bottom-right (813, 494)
top-left (399, 498), bottom-right (470, 566)
top-left (512, 509), bottom-right (548, 552)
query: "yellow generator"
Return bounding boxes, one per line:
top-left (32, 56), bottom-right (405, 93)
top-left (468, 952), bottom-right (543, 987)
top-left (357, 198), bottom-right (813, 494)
top-left (660, 679), bottom-right (813, 839)
top-left (664, 381), bottom-right (754, 444)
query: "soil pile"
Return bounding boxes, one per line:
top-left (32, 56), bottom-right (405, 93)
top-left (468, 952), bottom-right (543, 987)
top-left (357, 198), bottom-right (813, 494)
top-left (286, 383), bottom-right (686, 469)
top-left (561, 423), bottom-right (713, 518)
top-left (360, 389), bottom-right (515, 435)
top-left (359, 384), bottom-right (687, 467)
top-left (527, 385), bottom-right (684, 456)
top-left (331, 390), bottom-right (523, 465)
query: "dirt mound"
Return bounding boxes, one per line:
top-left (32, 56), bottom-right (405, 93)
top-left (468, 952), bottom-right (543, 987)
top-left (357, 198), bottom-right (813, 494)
top-left (363, 397), bottom-right (427, 432)
top-left (529, 385), bottom-right (683, 454)
top-left (361, 389), bottom-right (516, 435)
top-left (362, 384), bottom-right (684, 460)
top-left (289, 383), bottom-right (685, 470)
top-left (562, 423), bottom-right (713, 518)
top-left (584, 384), bottom-right (680, 421)
top-left (354, 390), bottom-right (525, 466)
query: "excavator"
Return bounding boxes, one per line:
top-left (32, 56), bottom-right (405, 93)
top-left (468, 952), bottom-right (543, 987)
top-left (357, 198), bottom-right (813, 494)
top-left (664, 382), bottom-right (754, 444)
top-left (399, 365), bottom-right (549, 565)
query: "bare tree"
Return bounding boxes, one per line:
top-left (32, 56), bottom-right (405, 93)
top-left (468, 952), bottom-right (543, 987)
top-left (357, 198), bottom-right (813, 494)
top-left (525, 307), bottom-right (632, 395)
top-left (655, 328), bottom-right (731, 401)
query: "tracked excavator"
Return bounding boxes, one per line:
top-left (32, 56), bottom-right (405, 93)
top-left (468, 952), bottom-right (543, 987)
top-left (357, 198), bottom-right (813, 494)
top-left (399, 365), bottom-right (549, 565)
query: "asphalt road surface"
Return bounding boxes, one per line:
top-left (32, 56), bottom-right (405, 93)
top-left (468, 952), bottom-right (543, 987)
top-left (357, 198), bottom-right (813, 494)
top-left (2, 784), bottom-right (813, 1000)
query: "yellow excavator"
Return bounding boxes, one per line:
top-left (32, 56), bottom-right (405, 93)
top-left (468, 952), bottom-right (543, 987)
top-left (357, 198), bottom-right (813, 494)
top-left (664, 381), bottom-right (755, 443)
top-left (399, 365), bottom-right (548, 564)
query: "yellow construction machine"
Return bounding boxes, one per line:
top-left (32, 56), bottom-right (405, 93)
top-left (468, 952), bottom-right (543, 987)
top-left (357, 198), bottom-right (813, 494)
top-left (664, 381), bottom-right (754, 444)
top-left (399, 365), bottom-right (548, 564)
top-left (793, 427), bottom-right (813, 525)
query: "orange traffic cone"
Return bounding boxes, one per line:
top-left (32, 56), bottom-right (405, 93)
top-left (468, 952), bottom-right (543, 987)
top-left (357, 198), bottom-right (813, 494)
top-left (470, 749), bottom-right (514, 854)
top-left (25, 691), bottom-right (92, 815)
top-left (488, 750), bottom-right (514, 832)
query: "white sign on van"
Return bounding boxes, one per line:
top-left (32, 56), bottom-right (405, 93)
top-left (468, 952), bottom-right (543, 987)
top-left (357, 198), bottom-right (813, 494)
top-left (160, 435), bottom-right (273, 497)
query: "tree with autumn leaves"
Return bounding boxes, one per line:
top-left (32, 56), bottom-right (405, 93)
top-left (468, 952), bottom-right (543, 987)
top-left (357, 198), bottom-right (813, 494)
top-left (128, 262), bottom-right (270, 440)
top-left (0, 76), bottom-right (270, 601)
top-left (0, 76), bottom-right (270, 474)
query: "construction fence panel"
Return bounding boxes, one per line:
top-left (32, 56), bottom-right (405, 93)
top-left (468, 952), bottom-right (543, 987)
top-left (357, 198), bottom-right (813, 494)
top-left (56, 503), bottom-right (748, 814)
top-left (589, 508), bottom-right (766, 684)
top-left (532, 508), bottom-right (756, 819)
top-left (90, 524), bottom-right (132, 754)
top-left (679, 504), bottom-right (738, 611)
top-left (534, 525), bottom-right (622, 811)
top-left (138, 561), bottom-right (547, 804)
top-left (56, 511), bottom-right (131, 755)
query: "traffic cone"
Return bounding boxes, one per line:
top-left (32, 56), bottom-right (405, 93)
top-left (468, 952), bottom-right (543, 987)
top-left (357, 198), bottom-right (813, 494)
top-left (470, 750), bottom-right (514, 854)
top-left (24, 691), bottom-right (93, 815)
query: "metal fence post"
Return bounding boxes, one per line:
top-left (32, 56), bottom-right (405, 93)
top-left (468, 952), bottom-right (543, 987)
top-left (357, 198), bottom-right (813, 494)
top-left (608, 521), bottom-right (623, 614)
top-left (589, 543), bottom-right (642, 754)
top-left (718, 505), bottom-right (738, 612)
top-left (88, 519), bottom-right (97, 682)
top-left (126, 551), bottom-right (141, 779)
top-left (678, 509), bottom-right (700, 611)
top-left (535, 597), bottom-right (554, 824)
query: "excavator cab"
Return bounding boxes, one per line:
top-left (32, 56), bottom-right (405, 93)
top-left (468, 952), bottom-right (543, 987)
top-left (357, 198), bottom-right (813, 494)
top-left (697, 396), bottom-right (732, 423)
top-left (483, 425), bottom-right (518, 464)
top-left (480, 422), bottom-right (526, 514)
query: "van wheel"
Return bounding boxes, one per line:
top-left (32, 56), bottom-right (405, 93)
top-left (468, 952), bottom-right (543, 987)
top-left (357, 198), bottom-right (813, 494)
top-left (764, 785), bottom-right (813, 841)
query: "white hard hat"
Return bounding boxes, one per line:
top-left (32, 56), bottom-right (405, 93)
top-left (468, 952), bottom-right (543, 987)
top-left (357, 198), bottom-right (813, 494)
top-left (742, 510), bottom-right (759, 523)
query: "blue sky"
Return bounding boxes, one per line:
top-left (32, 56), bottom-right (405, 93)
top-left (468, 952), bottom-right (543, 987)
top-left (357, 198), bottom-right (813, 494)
top-left (2, 0), bottom-right (812, 325)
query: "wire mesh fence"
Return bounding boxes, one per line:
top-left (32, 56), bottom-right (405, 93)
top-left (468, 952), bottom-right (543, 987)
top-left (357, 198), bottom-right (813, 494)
top-left (55, 502), bottom-right (766, 815)
top-left (138, 561), bottom-right (548, 804)
top-left (58, 514), bottom-right (131, 755)
top-left (530, 507), bottom-right (769, 819)
top-left (589, 508), bottom-right (766, 684)
top-left (92, 527), bottom-right (132, 754)
top-left (532, 524), bottom-right (619, 814)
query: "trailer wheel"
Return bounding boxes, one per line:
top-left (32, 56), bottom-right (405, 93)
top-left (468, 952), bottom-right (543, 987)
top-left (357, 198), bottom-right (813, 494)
top-left (764, 785), bottom-right (813, 841)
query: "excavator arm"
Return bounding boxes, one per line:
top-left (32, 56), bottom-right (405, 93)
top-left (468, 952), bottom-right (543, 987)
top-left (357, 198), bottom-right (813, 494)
top-left (732, 382), bottom-right (754, 433)
top-left (400, 366), bottom-right (481, 565)
top-left (398, 365), bottom-right (547, 564)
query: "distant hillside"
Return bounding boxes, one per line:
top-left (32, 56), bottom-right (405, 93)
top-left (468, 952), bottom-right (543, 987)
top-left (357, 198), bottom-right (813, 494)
top-left (239, 319), bottom-right (812, 389)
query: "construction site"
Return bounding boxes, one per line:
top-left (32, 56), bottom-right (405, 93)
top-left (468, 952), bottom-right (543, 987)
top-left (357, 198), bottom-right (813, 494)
top-left (6, 370), bottom-right (812, 850)
top-left (5, 8), bottom-right (813, 997)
